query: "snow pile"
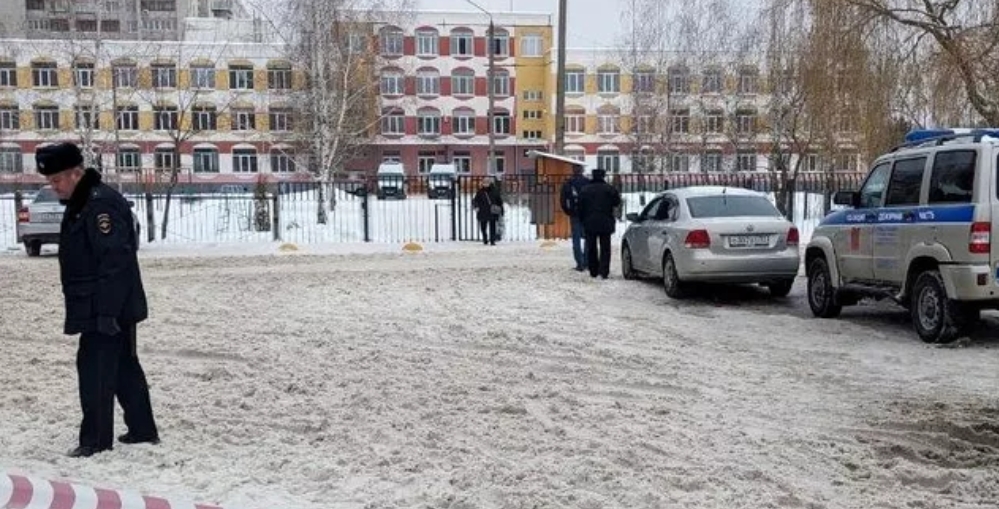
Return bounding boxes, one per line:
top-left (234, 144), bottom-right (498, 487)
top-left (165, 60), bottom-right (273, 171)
top-left (1, 246), bottom-right (998, 508)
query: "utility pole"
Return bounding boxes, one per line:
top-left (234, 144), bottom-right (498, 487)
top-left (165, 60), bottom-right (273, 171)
top-left (553, 0), bottom-right (567, 154)
top-left (466, 0), bottom-right (496, 174)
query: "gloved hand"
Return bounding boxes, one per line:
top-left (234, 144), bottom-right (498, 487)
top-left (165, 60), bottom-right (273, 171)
top-left (97, 316), bottom-right (121, 336)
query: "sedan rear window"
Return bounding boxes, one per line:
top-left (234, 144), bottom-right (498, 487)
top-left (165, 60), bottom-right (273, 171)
top-left (686, 195), bottom-right (781, 218)
top-left (33, 188), bottom-right (59, 203)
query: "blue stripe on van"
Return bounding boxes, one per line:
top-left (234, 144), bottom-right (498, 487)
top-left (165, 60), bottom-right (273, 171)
top-left (819, 204), bottom-right (976, 226)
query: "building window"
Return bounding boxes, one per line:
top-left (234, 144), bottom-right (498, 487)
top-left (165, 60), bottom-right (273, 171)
top-left (596, 149), bottom-right (620, 173)
top-left (452, 152), bottom-right (471, 174)
top-left (229, 65), bottom-right (254, 90)
top-left (488, 151), bottom-right (505, 174)
top-left (490, 31), bottom-right (509, 57)
top-left (522, 130), bottom-right (542, 140)
top-left (701, 151), bottom-right (723, 172)
top-left (737, 150), bottom-right (757, 172)
top-left (598, 114), bottom-right (619, 134)
top-left (416, 29), bottom-right (438, 56)
top-left (267, 65), bottom-right (291, 90)
top-left (452, 109), bottom-right (475, 136)
top-left (1, 106), bottom-right (21, 130)
top-left (738, 68), bottom-right (758, 94)
top-left (75, 104), bottom-right (99, 130)
top-left (193, 105), bottom-right (217, 131)
top-left (153, 106), bottom-right (177, 130)
top-left (417, 151), bottom-right (436, 174)
top-left (668, 67), bottom-right (689, 94)
top-left (141, 0), bottom-right (176, 10)
top-left (73, 62), bottom-right (94, 88)
top-left (151, 63), bottom-right (176, 88)
top-left (670, 109), bottom-right (690, 134)
top-left (232, 148), bottom-right (258, 173)
top-left (231, 109), bottom-right (256, 131)
top-left (380, 70), bottom-right (403, 95)
top-left (191, 65), bottom-right (215, 89)
top-left (193, 147), bottom-right (219, 173)
top-left (380, 27), bottom-right (404, 56)
top-left (0, 147), bottom-right (22, 173)
top-left (705, 110), bottom-right (724, 133)
top-left (116, 106), bottom-right (139, 130)
top-left (520, 34), bottom-right (543, 57)
top-left (418, 109), bottom-right (441, 136)
top-left (416, 69), bottom-right (440, 96)
top-left (522, 90), bottom-right (542, 101)
top-left (270, 149), bottom-right (295, 173)
top-left (565, 70), bottom-right (584, 93)
top-left (32, 62), bottom-right (58, 87)
top-left (141, 18), bottom-right (176, 31)
top-left (34, 105), bottom-right (59, 129)
top-left (670, 154), bottom-right (690, 173)
top-left (633, 71), bottom-right (655, 93)
top-left (113, 64), bottom-right (137, 88)
top-left (116, 148), bottom-right (141, 171)
top-left (702, 69), bottom-right (722, 93)
top-left (492, 111), bottom-right (510, 135)
top-left (492, 71), bottom-right (509, 97)
top-left (26, 0), bottom-right (45, 10)
top-left (450, 30), bottom-right (473, 56)
top-left (597, 70), bottom-right (620, 94)
top-left (451, 69), bottom-right (474, 96)
top-left (154, 147), bottom-right (175, 170)
top-left (523, 110), bottom-right (542, 120)
top-left (380, 110), bottom-right (404, 135)
top-left (269, 107), bottom-right (292, 131)
top-left (564, 149), bottom-right (585, 162)
top-left (736, 110), bottom-right (757, 135)
top-left (566, 108), bottom-right (585, 134)
top-left (0, 63), bottom-right (16, 87)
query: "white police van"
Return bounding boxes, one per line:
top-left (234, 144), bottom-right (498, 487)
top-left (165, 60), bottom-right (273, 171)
top-left (806, 128), bottom-right (999, 343)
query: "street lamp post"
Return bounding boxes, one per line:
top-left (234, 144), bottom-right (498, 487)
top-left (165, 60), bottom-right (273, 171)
top-left (465, 0), bottom-right (496, 175)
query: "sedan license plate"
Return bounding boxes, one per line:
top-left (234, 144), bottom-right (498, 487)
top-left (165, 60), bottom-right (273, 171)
top-left (728, 234), bottom-right (770, 248)
top-left (36, 212), bottom-right (62, 223)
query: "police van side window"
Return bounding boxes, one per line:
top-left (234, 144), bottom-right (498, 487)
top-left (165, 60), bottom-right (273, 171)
top-left (884, 157), bottom-right (926, 206)
top-left (859, 162), bottom-right (892, 208)
top-left (929, 150), bottom-right (976, 204)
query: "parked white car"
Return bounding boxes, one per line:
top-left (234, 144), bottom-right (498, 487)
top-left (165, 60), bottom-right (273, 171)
top-left (15, 186), bottom-right (141, 257)
top-left (621, 186), bottom-right (801, 298)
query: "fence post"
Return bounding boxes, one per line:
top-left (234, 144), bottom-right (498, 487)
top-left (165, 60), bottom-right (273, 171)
top-left (362, 185), bottom-right (371, 242)
top-left (450, 176), bottom-right (458, 241)
top-left (144, 192), bottom-right (155, 243)
top-left (271, 191), bottom-right (280, 242)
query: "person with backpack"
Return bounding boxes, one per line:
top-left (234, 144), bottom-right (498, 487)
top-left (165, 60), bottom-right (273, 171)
top-left (560, 165), bottom-right (589, 271)
top-left (578, 168), bottom-right (622, 279)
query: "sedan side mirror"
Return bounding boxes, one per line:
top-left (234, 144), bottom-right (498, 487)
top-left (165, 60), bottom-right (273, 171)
top-left (832, 191), bottom-right (858, 207)
top-left (626, 212), bottom-right (642, 222)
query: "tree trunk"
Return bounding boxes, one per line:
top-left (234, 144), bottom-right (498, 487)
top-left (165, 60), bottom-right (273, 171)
top-left (316, 180), bottom-right (328, 224)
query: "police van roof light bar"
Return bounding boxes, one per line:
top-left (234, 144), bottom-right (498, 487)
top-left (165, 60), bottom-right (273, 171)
top-left (892, 128), bottom-right (999, 152)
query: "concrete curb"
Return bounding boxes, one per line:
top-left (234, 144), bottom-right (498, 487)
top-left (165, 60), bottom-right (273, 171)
top-left (1, 472), bottom-right (224, 509)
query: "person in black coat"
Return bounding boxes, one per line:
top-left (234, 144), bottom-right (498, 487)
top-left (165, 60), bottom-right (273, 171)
top-left (560, 165), bottom-right (589, 271)
top-left (473, 177), bottom-right (503, 245)
top-left (36, 142), bottom-right (159, 458)
top-left (577, 168), bottom-right (622, 279)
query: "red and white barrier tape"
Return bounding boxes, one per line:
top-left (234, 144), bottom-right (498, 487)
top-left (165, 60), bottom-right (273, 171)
top-left (1, 472), bottom-right (224, 509)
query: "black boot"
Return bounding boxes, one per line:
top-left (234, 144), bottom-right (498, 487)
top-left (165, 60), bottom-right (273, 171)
top-left (67, 445), bottom-right (110, 458)
top-left (118, 432), bottom-right (160, 445)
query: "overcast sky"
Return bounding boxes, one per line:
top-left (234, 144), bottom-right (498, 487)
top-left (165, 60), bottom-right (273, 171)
top-left (418, 0), bottom-right (625, 48)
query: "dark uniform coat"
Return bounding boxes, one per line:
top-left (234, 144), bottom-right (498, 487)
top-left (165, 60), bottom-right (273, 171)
top-left (473, 183), bottom-right (504, 222)
top-left (578, 176), bottom-right (623, 236)
top-left (59, 168), bottom-right (147, 335)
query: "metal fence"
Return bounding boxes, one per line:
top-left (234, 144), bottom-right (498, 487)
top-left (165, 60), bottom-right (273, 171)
top-left (0, 172), bottom-right (866, 250)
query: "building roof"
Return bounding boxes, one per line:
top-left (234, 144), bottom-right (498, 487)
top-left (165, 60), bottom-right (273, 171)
top-left (527, 150), bottom-right (585, 167)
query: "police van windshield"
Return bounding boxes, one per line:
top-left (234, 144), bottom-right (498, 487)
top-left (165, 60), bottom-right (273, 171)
top-left (686, 195), bottom-right (781, 218)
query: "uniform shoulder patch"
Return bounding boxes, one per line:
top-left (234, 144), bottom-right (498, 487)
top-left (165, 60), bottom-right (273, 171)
top-left (96, 213), bottom-right (112, 235)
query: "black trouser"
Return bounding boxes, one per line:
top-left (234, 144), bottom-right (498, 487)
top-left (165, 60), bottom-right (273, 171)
top-left (77, 323), bottom-right (158, 450)
top-left (479, 218), bottom-right (497, 245)
top-left (585, 233), bottom-right (612, 277)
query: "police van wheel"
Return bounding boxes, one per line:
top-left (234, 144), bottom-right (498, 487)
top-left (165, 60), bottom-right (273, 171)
top-left (911, 270), bottom-right (976, 344)
top-left (807, 257), bottom-right (841, 318)
top-left (24, 241), bottom-right (41, 257)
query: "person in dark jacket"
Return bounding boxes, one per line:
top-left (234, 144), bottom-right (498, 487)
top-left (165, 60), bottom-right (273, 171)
top-left (473, 177), bottom-right (503, 245)
top-left (560, 165), bottom-right (589, 271)
top-left (37, 142), bottom-right (159, 458)
top-left (577, 168), bottom-right (622, 279)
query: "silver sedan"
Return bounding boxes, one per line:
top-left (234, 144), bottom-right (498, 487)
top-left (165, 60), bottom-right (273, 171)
top-left (621, 186), bottom-right (801, 298)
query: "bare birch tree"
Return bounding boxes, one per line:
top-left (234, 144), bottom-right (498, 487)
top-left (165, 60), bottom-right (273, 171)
top-left (253, 0), bottom-right (413, 224)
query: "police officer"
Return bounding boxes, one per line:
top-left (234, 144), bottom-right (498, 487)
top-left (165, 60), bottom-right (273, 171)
top-left (36, 142), bottom-right (159, 458)
top-left (578, 168), bottom-right (622, 279)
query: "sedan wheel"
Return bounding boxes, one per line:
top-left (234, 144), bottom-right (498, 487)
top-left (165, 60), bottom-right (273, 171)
top-left (662, 253), bottom-right (687, 299)
top-left (622, 244), bottom-right (638, 280)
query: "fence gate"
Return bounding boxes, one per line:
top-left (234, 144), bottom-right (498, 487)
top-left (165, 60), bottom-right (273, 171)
top-left (455, 175), bottom-right (481, 242)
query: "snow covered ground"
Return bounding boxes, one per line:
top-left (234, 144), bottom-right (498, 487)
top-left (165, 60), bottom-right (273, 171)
top-left (2, 244), bottom-right (999, 508)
